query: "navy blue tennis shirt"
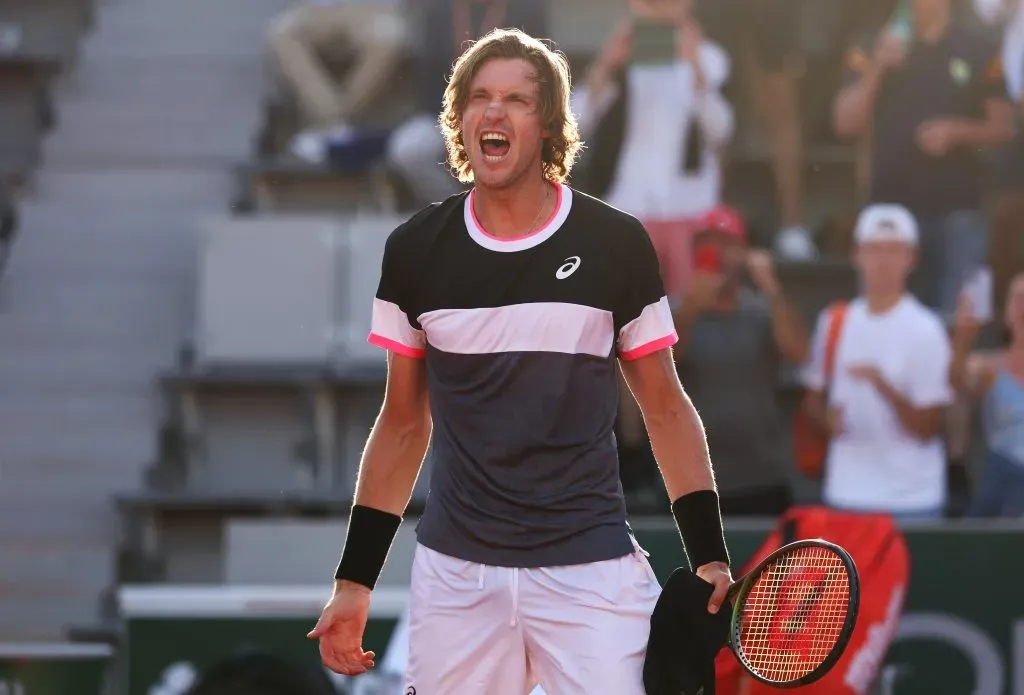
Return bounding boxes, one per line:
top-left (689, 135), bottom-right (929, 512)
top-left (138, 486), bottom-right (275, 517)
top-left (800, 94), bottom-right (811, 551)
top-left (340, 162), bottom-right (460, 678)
top-left (368, 185), bottom-right (678, 567)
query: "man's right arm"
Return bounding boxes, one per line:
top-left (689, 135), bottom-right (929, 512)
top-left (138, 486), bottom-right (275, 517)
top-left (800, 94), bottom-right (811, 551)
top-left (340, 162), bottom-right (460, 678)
top-left (833, 39), bottom-right (890, 138)
top-left (800, 309), bottom-right (833, 432)
top-left (352, 351), bottom-right (431, 517)
top-left (332, 351), bottom-right (431, 595)
top-left (334, 225), bottom-right (431, 594)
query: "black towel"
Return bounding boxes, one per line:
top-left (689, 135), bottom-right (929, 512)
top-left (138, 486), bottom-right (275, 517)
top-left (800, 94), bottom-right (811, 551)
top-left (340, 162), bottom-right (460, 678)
top-left (644, 567), bottom-right (732, 695)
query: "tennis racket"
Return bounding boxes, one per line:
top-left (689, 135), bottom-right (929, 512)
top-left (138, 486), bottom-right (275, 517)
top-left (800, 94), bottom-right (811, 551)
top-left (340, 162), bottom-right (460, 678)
top-left (725, 539), bottom-right (860, 688)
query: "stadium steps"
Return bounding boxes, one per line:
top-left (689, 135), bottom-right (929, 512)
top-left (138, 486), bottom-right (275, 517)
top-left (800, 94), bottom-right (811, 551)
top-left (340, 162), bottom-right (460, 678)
top-left (0, 0), bottom-right (290, 639)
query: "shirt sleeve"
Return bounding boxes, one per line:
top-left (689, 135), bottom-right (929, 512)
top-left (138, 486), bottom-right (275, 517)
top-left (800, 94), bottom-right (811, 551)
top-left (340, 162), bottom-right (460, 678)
top-left (971, 47), bottom-right (1010, 105)
top-left (907, 317), bottom-right (954, 408)
top-left (367, 230), bottom-right (427, 359)
top-left (614, 220), bottom-right (678, 360)
top-left (800, 308), bottom-right (831, 391)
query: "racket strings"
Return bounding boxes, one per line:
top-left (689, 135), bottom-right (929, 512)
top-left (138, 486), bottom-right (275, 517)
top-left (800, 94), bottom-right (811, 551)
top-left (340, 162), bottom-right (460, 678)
top-left (736, 545), bottom-right (851, 683)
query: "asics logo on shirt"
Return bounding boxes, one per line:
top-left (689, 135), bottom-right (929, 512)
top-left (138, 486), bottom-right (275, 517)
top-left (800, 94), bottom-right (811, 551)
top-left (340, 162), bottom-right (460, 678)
top-left (555, 256), bottom-right (582, 279)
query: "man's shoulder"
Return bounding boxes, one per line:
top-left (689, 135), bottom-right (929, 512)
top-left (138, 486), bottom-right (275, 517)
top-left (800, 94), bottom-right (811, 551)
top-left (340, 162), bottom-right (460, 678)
top-left (387, 191), bottom-right (468, 250)
top-left (901, 297), bottom-right (950, 339)
top-left (567, 188), bottom-right (648, 241)
top-left (867, 296), bottom-right (949, 345)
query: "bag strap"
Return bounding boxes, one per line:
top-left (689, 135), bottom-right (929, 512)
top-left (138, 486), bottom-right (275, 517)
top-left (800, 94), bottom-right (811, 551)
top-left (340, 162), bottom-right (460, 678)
top-left (823, 302), bottom-right (848, 383)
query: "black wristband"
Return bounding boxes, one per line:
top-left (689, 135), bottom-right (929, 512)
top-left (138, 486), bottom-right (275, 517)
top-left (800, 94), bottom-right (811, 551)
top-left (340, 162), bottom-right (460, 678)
top-left (334, 505), bottom-right (403, 590)
top-left (671, 490), bottom-right (730, 570)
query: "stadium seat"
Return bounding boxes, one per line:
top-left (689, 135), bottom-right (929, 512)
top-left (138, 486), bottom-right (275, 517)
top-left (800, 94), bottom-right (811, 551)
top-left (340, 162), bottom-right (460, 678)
top-left (230, 158), bottom-right (398, 214)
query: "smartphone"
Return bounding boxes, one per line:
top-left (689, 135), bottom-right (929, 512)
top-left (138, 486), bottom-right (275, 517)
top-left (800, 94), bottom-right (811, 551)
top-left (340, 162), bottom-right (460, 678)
top-left (888, 0), bottom-right (914, 42)
top-left (693, 244), bottom-right (721, 273)
top-left (962, 267), bottom-right (994, 322)
top-left (631, 20), bottom-right (676, 66)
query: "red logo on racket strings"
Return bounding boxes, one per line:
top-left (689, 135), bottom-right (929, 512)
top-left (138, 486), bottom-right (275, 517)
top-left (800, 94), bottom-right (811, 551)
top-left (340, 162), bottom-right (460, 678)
top-left (756, 565), bottom-right (835, 657)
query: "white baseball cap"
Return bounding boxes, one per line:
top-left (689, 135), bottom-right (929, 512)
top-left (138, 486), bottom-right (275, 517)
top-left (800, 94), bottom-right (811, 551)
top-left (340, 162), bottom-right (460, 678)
top-left (854, 204), bottom-right (919, 246)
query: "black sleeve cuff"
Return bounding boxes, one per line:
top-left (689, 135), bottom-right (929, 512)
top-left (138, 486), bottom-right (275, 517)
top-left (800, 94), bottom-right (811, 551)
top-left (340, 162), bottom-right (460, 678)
top-left (334, 505), bottom-right (403, 590)
top-left (671, 490), bottom-right (730, 570)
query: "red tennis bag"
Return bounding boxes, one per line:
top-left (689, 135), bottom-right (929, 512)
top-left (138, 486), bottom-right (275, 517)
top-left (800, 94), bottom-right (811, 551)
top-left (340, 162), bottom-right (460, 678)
top-left (715, 506), bottom-right (910, 695)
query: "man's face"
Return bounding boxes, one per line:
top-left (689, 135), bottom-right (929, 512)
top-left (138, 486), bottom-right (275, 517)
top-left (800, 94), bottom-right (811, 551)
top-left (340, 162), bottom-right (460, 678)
top-left (630, 0), bottom-right (691, 23)
top-left (912, 0), bottom-right (950, 24)
top-left (854, 240), bottom-right (916, 294)
top-left (692, 230), bottom-right (745, 279)
top-left (461, 58), bottom-right (548, 191)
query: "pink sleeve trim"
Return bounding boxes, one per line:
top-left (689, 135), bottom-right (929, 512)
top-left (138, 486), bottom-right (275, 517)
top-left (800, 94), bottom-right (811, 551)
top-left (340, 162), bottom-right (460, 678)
top-left (619, 332), bottom-right (678, 361)
top-left (367, 332), bottom-right (426, 359)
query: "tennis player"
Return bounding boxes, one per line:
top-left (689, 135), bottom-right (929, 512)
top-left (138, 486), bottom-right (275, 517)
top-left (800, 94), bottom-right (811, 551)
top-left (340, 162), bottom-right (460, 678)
top-left (308, 28), bottom-right (732, 694)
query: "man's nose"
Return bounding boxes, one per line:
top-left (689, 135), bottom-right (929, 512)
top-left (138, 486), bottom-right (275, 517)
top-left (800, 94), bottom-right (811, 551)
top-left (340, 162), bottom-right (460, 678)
top-left (483, 97), bottom-right (507, 119)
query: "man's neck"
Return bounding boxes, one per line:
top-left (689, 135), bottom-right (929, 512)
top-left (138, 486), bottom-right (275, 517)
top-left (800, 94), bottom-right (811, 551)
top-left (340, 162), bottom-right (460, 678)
top-left (473, 176), bottom-right (553, 239)
top-left (916, 10), bottom-right (951, 43)
top-left (864, 289), bottom-right (904, 314)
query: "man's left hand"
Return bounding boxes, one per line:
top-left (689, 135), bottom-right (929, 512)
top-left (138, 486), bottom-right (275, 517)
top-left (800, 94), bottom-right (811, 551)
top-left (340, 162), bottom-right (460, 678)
top-left (848, 364), bottom-right (884, 387)
top-left (696, 561), bottom-right (733, 614)
top-left (916, 119), bottom-right (958, 156)
top-left (746, 249), bottom-right (781, 297)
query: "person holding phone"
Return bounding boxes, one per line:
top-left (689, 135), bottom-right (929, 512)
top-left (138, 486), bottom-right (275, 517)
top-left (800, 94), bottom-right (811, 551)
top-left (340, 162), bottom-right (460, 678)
top-left (572, 0), bottom-right (735, 486)
top-left (833, 0), bottom-right (1014, 320)
top-left (574, 0), bottom-right (734, 302)
top-left (671, 206), bottom-right (809, 516)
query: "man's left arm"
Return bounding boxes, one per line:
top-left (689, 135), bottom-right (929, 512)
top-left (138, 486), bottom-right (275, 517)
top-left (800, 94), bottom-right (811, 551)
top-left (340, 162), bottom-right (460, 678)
top-left (864, 374), bottom-right (947, 441)
top-left (620, 349), bottom-right (732, 612)
top-left (853, 321), bottom-right (953, 441)
top-left (926, 52), bottom-right (1014, 148)
top-left (748, 249), bottom-right (810, 363)
top-left (614, 220), bottom-right (731, 612)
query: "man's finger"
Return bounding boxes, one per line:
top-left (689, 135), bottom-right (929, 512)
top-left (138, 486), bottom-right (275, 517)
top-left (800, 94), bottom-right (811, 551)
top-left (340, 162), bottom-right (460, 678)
top-left (319, 639), bottom-right (347, 674)
top-left (708, 578), bottom-right (730, 614)
top-left (306, 617), bottom-right (327, 639)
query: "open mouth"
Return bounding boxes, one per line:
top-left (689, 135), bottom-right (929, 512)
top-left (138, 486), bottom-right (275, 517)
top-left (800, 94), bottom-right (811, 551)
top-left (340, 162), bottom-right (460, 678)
top-left (480, 131), bottom-right (511, 162)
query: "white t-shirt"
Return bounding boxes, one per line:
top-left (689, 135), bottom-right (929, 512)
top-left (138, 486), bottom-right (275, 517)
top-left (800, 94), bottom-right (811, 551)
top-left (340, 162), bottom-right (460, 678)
top-left (802, 296), bottom-right (953, 512)
top-left (572, 41), bottom-right (734, 220)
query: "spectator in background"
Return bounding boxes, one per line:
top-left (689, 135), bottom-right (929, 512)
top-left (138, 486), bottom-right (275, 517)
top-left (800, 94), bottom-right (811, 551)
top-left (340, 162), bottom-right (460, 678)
top-left (268, 0), bottom-right (408, 164)
top-left (571, 0), bottom-right (733, 481)
top-left (832, 0), bottom-right (1014, 319)
top-left (672, 206), bottom-right (808, 515)
top-left (385, 0), bottom-right (546, 207)
top-left (802, 204), bottom-right (953, 519)
top-left (950, 272), bottom-right (1024, 517)
top-left (574, 0), bottom-right (734, 301)
top-left (739, 0), bottom-right (818, 259)
top-left (698, 0), bottom-right (828, 258)
top-left (975, 0), bottom-right (1024, 313)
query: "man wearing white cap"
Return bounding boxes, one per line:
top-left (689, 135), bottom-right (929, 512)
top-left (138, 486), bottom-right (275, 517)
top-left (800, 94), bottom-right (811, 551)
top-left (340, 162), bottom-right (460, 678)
top-left (801, 203), bottom-right (954, 518)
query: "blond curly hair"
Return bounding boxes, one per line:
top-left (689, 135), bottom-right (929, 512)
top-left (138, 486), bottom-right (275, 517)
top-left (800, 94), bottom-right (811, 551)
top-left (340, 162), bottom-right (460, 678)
top-left (439, 28), bottom-right (582, 184)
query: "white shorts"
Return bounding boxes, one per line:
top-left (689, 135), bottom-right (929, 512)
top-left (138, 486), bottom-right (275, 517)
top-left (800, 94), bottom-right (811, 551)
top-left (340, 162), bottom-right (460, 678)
top-left (403, 539), bottom-right (662, 695)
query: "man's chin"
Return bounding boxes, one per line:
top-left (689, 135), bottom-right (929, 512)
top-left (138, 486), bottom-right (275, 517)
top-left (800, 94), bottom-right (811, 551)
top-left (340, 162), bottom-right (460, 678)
top-left (472, 169), bottom-right (517, 191)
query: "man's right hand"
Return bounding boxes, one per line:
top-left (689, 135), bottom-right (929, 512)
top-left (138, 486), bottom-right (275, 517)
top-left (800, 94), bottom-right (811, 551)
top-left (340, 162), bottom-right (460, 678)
top-left (952, 291), bottom-right (982, 346)
top-left (684, 271), bottom-right (724, 313)
top-left (307, 581), bottom-right (375, 675)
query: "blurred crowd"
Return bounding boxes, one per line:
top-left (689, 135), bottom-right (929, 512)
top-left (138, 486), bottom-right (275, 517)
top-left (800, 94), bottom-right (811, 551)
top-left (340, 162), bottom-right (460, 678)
top-left (263, 0), bottom-right (1024, 520)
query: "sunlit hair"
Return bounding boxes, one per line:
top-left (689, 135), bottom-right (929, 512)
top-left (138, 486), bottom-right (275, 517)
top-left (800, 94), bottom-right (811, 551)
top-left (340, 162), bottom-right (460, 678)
top-left (439, 28), bottom-right (582, 184)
